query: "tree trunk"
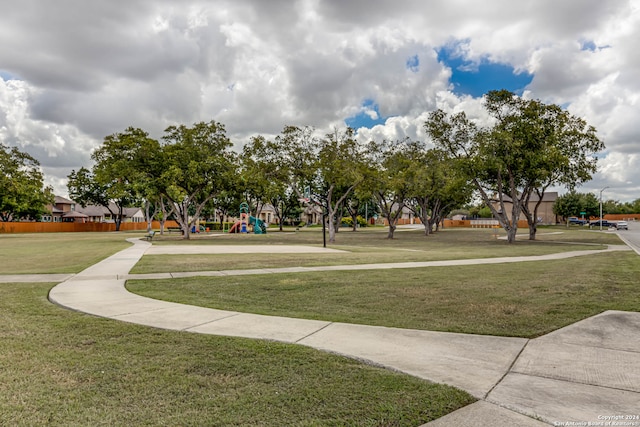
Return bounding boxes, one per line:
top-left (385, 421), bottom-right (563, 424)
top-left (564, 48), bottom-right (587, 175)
top-left (410, 199), bottom-right (431, 236)
top-left (158, 197), bottom-right (167, 235)
top-left (387, 223), bottom-right (397, 239)
top-left (506, 225), bottom-right (518, 243)
top-left (422, 221), bottom-right (431, 235)
top-left (144, 200), bottom-right (152, 232)
top-left (328, 213), bottom-right (336, 243)
top-left (169, 201), bottom-right (190, 239)
top-left (181, 203), bottom-right (191, 240)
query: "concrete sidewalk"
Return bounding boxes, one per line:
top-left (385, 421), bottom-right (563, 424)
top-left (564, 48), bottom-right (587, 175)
top-left (45, 238), bottom-right (640, 426)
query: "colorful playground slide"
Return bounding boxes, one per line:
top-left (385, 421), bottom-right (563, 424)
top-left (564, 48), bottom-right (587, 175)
top-left (228, 216), bottom-right (267, 234)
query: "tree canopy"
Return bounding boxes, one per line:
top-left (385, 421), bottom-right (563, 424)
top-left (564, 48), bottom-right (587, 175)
top-left (68, 128), bottom-right (160, 231)
top-left (1, 144), bottom-right (53, 222)
top-left (14, 91), bottom-right (608, 241)
top-left (426, 90), bottom-right (604, 243)
top-left (157, 121), bottom-right (236, 239)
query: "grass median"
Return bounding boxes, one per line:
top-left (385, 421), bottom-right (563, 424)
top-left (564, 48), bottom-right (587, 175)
top-left (127, 230), bottom-right (639, 338)
top-left (130, 226), bottom-right (620, 274)
top-left (1, 232), bottom-right (475, 426)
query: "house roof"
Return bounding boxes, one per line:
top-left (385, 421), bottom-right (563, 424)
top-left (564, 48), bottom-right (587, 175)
top-left (62, 211), bottom-right (88, 218)
top-left (54, 195), bottom-right (75, 205)
top-left (76, 203), bottom-right (143, 218)
top-left (76, 205), bottom-right (107, 217)
top-left (51, 195), bottom-right (144, 218)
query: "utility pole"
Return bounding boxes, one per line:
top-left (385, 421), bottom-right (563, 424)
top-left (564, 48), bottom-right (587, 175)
top-left (599, 186), bottom-right (609, 231)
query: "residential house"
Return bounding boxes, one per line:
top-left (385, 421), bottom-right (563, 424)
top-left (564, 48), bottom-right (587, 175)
top-left (43, 196), bottom-right (88, 223)
top-left (76, 202), bottom-right (145, 223)
top-left (302, 204), bottom-right (323, 225)
top-left (45, 197), bottom-right (144, 224)
top-left (256, 203), bottom-right (277, 224)
top-left (490, 191), bottom-right (559, 224)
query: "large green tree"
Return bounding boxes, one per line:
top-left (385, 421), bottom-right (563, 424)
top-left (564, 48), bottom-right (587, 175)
top-left (249, 126), bottom-right (322, 233)
top-left (366, 140), bottom-right (415, 239)
top-left (407, 147), bottom-right (473, 235)
top-left (484, 91), bottom-right (603, 239)
top-left (68, 128), bottom-right (159, 231)
top-left (0, 144), bottom-right (53, 221)
top-left (426, 90), bottom-right (603, 243)
top-left (157, 121), bottom-right (236, 239)
top-left (241, 135), bottom-right (291, 225)
top-left (317, 128), bottom-right (365, 243)
top-left (241, 135), bottom-right (306, 231)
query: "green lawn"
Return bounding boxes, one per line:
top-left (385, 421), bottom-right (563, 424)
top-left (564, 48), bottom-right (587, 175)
top-left (0, 232), bottom-right (137, 274)
top-left (0, 232), bottom-right (475, 426)
top-left (130, 226), bottom-right (620, 274)
top-left (3, 227), bottom-right (636, 425)
top-left (128, 250), bottom-right (640, 338)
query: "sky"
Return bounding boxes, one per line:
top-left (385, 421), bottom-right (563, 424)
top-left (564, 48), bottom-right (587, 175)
top-left (1, 0), bottom-right (638, 203)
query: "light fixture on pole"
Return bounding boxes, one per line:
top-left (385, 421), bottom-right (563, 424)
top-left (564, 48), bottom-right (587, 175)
top-left (599, 186), bottom-right (609, 231)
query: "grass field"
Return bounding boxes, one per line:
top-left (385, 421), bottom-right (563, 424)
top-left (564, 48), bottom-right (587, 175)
top-left (130, 226), bottom-right (620, 274)
top-left (124, 226), bottom-right (639, 339)
top-left (1, 231), bottom-right (478, 426)
top-left (3, 226), bottom-right (637, 425)
top-left (0, 232), bottom-right (136, 274)
top-left (128, 250), bottom-right (640, 338)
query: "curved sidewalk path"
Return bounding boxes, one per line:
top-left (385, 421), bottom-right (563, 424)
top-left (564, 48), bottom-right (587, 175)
top-left (46, 239), bottom-right (640, 427)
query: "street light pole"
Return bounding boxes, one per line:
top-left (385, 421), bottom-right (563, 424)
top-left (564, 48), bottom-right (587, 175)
top-left (599, 186), bottom-right (609, 231)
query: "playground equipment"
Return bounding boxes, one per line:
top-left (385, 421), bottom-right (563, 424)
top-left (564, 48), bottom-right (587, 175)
top-left (228, 202), bottom-right (267, 234)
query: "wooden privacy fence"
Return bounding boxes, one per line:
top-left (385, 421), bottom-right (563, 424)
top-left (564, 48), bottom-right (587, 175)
top-left (0, 220), bottom-right (180, 234)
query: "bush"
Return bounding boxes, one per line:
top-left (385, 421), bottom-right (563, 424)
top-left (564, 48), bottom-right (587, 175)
top-left (340, 216), bottom-right (368, 227)
top-left (478, 206), bottom-right (493, 218)
top-left (341, 217), bottom-right (353, 227)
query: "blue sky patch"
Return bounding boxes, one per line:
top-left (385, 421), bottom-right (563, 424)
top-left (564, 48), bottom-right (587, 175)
top-left (406, 55), bottom-right (419, 72)
top-left (345, 99), bottom-right (387, 130)
top-left (0, 70), bottom-right (17, 80)
top-left (580, 39), bottom-right (611, 52)
top-left (581, 40), bottom-right (597, 52)
top-left (436, 44), bottom-right (533, 97)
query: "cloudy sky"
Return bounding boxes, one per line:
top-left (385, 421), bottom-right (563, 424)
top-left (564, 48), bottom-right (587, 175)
top-left (1, 0), bottom-right (638, 202)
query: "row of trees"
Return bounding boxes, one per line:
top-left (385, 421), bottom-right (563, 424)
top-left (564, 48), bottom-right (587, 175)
top-left (1, 144), bottom-right (53, 222)
top-left (553, 191), bottom-right (640, 220)
top-left (65, 122), bottom-right (473, 241)
top-left (1, 90), bottom-right (605, 243)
